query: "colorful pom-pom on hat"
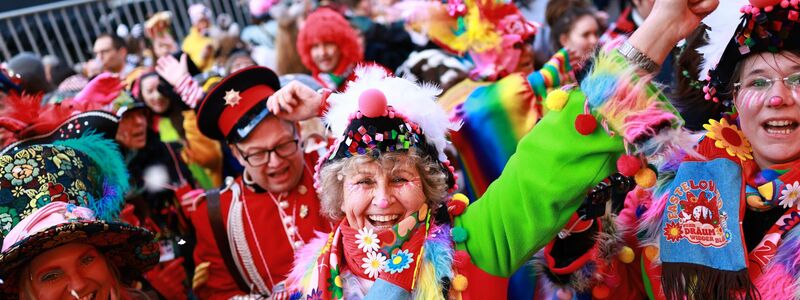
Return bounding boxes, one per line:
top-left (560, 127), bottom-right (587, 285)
top-left (314, 66), bottom-right (460, 192)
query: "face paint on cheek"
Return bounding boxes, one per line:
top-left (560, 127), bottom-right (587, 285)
top-left (752, 91), bottom-right (767, 109)
top-left (402, 178), bottom-right (423, 192)
top-left (347, 183), bottom-right (361, 193)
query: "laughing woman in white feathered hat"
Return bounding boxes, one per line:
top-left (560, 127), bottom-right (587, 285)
top-left (263, 59), bottom-right (630, 299)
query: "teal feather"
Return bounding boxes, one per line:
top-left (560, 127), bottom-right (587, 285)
top-left (54, 131), bottom-right (129, 221)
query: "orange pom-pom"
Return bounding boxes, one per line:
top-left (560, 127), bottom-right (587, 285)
top-left (634, 167), bottom-right (657, 188)
top-left (618, 246), bottom-right (635, 263)
top-left (452, 274), bottom-right (468, 291)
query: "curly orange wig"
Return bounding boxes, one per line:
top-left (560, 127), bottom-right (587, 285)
top-left (296, 8), bottom-right (363, 76)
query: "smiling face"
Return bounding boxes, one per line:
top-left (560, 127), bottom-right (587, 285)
top-left (734, 51), bottom-right (800, 168)
top-left (24, 243), bottom-right (119, 300)
top-left (340, 154), bottom-right (427, 230)
top-left (559, 15), bottom-right (599, 64)
top-left (310, 42), bottom-right (341, 74)
top-left (231, 116), bottom-right (304, 193)
top-left (140, 75), bottom-right (170, 114)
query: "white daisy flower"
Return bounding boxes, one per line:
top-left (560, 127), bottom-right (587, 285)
top-left (779, 181), bottom-right (800, 208)
top-left (361, 251), bottom-right (387, 278)
top-left (355, 227), bottom-right (380, 253)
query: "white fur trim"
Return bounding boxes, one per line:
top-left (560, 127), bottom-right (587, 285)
top-left (323, 65), bottom-right (457, 162)
top-left (698, 0), bottom-right (749, 81)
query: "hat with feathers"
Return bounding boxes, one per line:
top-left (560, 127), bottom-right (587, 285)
top-left (315, 65), bottom-right (459, 192)
top-left (699, 0), bottom-right (800, 105)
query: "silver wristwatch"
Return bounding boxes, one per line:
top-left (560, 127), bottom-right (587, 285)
top-left (618, 41), bottom-right (660, 74)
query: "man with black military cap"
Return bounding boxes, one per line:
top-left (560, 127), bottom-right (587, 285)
top-left (190, 66), bottom-right (332, 299)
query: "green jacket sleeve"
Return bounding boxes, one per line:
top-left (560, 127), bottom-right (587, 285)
top-left (453, 89), bottom-right (624, 277)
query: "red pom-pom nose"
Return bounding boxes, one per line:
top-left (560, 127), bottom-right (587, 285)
top-left (358, 89), bottom-right (388, 118)
top-left (750, 0), bottom-right (781, 7)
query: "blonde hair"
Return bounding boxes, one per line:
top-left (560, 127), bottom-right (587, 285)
top-left (317, 148), bottom-right (449, 221)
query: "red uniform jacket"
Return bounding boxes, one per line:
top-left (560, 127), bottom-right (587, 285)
top-left (191, 155), bottom-right (333, 299)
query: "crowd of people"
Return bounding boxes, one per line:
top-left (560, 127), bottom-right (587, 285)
top-left (0, 0), bottom-right (799, 299)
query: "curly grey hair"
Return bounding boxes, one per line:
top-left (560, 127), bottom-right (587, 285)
top-left (316, 148), bottom-right (450, 221)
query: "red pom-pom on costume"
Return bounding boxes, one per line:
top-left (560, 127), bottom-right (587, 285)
top-left (617, 155), bottom-right (642, 177)
top-left (448, 199), bottom-right (467, 216)
top-left (575, 114), bottom-right (597, 135)
top-left (358, 89), bottom-right (388, 118)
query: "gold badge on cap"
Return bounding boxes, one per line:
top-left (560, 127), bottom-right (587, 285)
top-left (224, 89), bottom-right (242, 107)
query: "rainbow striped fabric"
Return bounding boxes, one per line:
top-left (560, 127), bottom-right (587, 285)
top-left (441, 49), bottom-right (572, 199)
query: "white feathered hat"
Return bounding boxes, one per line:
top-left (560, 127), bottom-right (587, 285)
top-left (314, 65), bottom-right (459, 192)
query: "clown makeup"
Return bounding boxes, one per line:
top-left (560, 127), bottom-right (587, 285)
top-left (340, 155), bottom-right (426, 231)
top-left (734, 51), bottom-right (800, 169)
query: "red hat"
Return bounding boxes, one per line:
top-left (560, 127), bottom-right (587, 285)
top-left (196, 66), bottom-right (280, 142)
top-left (297, 7), bottom-right (363, 76)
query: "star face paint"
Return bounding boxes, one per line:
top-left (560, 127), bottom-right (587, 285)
top-left (340, 155), bottom-right (427, 231)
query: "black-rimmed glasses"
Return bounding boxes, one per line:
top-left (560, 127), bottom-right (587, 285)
top-left (236, 140), bottom-right (299, 166)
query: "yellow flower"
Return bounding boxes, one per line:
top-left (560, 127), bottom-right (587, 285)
top-left (703, 119), bottom-right (753, 161)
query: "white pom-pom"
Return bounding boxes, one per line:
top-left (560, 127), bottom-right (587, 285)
top-left (143, 165), bottom-right (170, 192)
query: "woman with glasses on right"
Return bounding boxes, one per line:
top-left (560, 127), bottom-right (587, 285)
top-left (534, 0), bottom-right (800, 299)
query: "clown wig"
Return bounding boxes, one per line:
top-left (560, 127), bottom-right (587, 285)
top-left (296, 7), bottom-right (363, 76)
